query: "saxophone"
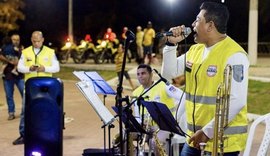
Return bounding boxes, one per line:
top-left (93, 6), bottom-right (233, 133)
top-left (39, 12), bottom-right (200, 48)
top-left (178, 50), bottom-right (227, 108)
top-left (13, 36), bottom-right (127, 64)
top-left (138, 113), bottom-right (151, 156)
top-left (112, 130), bottom-right (135, 155)
top-left (153, 129), bottom-right (168, 156)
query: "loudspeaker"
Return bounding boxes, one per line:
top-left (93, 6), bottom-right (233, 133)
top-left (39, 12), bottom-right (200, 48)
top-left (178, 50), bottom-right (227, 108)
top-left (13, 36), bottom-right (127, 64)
top-left (24, 77), bottom-right (64, 156)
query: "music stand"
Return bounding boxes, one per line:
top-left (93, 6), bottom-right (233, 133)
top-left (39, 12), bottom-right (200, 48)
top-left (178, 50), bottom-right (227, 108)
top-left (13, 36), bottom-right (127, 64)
top-left (112, 106), bottom-right (146, 134)
top-left (73, 71), bottom-right (116, 95)
top-left (74, 71), bottom-right (116, 154)
top-left (141, 100), bottom-right (186, 156)
top-left (112, 106), bottom-right (147, 155)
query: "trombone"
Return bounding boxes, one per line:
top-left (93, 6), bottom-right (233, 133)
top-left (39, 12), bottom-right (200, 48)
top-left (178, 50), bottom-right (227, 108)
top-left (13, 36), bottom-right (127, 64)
top-left (200, 64), bottom-right (232, 156)
top-left (213, 64), bottom-right (232, 156)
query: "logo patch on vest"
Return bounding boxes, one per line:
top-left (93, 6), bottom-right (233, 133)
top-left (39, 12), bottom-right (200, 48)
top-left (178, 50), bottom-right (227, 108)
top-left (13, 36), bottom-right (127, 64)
top-left (43, 57), bottom-right (49, 62)
top-left (154, 96), bottom-right (160, 102)
top-left (233, 65), bottom-right (244, 82)
top-left (26, 57), bottom-right (32, 62)
top-left (207, 65), bottom-right (217, 77)
top-left (168, 86), bottom-right (177, 93)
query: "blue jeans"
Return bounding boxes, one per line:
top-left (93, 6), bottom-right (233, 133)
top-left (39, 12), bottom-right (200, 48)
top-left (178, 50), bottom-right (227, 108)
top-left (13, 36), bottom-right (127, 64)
top-left (3, 78), bottom-right (24, 113)
top-left (181, 143), bottom-right (240, 156)
top-left (19, 94), bottom-right (25, 136)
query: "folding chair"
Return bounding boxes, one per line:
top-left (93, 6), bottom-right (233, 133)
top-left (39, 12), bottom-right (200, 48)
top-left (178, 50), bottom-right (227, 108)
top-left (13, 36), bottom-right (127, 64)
top-left (243, 113), bottom-right (270, 156)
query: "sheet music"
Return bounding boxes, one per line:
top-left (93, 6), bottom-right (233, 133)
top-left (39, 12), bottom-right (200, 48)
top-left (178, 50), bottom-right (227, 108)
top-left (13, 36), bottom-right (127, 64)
top-left (76, 81), bottom-right (115, 126)
top-left (73, 71), bottom-right (90, 81)
top-left (73, 71), bottom-right (116, 95)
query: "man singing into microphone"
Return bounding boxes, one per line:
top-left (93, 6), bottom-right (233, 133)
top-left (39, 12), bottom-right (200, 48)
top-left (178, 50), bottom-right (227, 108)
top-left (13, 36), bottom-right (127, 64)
top-left (161, 2), bottom-right (249, 156)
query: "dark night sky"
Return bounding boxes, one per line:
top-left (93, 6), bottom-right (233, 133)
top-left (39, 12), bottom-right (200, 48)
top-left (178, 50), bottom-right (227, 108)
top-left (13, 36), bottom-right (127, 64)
top-left (18, 0), bottom-right (269, 48)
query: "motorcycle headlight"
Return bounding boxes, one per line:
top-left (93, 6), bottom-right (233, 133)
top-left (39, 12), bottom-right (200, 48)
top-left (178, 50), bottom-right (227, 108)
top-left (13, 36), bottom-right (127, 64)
top-left (80, 41), bottom-right (87, 47)
top-left (65, 42), bottom-right (72, 48)
top-left (101, 41), bottom-right (107, 47)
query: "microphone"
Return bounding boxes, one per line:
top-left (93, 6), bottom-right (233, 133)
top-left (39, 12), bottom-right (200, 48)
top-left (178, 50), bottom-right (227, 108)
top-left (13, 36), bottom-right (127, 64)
top-left (153, 69), bottom-right (170, 86)
top-left (156, 27), bottom-right (192, 38)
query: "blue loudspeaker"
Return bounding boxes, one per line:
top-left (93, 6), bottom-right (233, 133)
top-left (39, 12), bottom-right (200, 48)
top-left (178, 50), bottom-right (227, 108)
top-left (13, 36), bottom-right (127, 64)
top-left (24, 77), bottom-right (63, 156)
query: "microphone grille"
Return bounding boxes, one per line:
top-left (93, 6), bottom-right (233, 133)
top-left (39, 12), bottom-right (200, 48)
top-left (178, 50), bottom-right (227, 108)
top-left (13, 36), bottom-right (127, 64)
top-left (184, 27), bottom-right (192, 36)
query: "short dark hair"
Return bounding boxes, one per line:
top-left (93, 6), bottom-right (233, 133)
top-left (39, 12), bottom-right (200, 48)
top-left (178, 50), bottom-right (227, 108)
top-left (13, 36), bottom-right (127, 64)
top-left (137, 64), bottom-right (152, 73)
top-left (200, 2), bottom-right (229, 34)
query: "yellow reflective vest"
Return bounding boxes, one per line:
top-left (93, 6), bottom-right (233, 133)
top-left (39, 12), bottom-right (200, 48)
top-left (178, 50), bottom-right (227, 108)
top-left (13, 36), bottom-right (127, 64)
top-left (22, 46), bottom-right (55, 81)
top-left (185, 37), bottom-right (248, 152)
top-left (132, 81), bottom-right (176, 115)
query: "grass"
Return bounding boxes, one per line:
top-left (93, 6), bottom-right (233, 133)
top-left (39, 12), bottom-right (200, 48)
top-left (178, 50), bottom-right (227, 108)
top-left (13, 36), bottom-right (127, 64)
top-left (55, 67), bottom-right (270, 115)
top-left (247, 80), bottom-right (270, 115)
top-left (53, 66), bottom-right (117, 81)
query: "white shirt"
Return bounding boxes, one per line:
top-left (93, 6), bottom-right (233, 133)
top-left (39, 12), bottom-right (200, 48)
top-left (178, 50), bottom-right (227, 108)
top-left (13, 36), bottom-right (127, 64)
top-left (161, 44), bottom-right (249, 139)
top-left (165, 84), bottom-right (187, 143)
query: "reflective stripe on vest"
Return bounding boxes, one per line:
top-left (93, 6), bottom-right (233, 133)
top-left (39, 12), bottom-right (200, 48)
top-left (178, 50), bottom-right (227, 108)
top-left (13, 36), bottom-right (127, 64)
top-left (187, 123), bottom-right (248, 135)
top-left (186, 92), bottom-right (216, 105)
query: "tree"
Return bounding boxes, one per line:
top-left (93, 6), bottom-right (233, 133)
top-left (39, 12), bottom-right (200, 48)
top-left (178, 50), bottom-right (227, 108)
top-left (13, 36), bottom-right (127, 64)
top-left (0, 0), bottom-right (25, 36)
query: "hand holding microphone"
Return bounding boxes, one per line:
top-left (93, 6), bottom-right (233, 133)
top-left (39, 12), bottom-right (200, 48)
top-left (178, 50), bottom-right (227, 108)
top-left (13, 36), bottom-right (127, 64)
top-left (169, 25), bottom-right (192, 44)
top-left (156, 25), bottom-right (192, 45)
top-left (156, 27), bottom-right (191, 38)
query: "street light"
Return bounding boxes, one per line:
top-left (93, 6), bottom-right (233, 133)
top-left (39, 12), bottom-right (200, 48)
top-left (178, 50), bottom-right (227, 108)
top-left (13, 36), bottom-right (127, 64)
top-left (68, 0), bottom-right (73, 43)
top-left (167, 0), bottom-right (176, 3)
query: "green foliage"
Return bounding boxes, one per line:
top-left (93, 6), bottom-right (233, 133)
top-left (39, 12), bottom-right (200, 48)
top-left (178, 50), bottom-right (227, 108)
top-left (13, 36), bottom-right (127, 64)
top-left (0, 0), bottom-right (25, 35)
top-left (247, 80), bottom-right (270, 115)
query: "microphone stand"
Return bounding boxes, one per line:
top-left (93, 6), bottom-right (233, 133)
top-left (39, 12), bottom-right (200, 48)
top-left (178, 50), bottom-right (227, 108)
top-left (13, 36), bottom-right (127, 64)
top-left (115, 31), bottom-right (166, 154)
top-left (123, 76), bottom-right (165, 154)
top-left (115, 30), bottom-right (135, 156)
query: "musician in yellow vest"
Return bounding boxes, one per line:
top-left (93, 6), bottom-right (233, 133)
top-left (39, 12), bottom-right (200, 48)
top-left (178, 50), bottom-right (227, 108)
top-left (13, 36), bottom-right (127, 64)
top-left (132, 64), bottom-right (179, 155)
top-left (13, 31), bottom-right (60, 145)
top-left (161, 2), bottom-right (249, 156)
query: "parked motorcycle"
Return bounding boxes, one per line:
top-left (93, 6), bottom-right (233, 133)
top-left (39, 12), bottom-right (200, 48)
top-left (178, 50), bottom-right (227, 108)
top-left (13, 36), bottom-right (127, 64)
top-left (58, 38), bottom-right (78, 64)
top-left (95, 39), bottom-right (119, 64)
top-left (74, 40), bottom-right (101, 64)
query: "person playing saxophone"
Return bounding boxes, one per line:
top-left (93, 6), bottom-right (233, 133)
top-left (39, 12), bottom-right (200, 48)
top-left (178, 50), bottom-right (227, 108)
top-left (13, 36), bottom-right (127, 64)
top-left (132, 64), bottom-right (181, 155)
top-left (161, 2), bottom-right (249, 156)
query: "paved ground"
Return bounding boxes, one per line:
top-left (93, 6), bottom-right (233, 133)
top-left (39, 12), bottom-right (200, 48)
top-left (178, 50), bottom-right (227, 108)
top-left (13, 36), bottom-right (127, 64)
top-left (0, 57), bottom-right (269, 155)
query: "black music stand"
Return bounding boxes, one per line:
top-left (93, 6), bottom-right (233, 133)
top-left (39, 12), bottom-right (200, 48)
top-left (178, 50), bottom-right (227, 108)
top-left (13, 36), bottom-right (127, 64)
top-left (141, 100), bottom-right (186, 156)
top-left (112, 106), bottom-right (147, 156)
top-left (112, 106), bottom-right (146, 134)
top-left (73, 71), bottom-right (116, 155)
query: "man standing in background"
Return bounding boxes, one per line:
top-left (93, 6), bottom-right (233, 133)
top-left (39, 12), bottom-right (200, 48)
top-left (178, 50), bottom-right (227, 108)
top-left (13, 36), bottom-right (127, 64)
top-left (13, 31), bottom-right (60, 145)
top-left (143, 21), bottom-right (155, 65)
top-left (0, 33), bottom-right (24, 120)
top-left (136, 26), bottom-right (144, 64)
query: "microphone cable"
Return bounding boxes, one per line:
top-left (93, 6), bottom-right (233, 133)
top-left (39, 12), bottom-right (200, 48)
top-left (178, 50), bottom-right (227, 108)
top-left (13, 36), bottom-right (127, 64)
top-left (174, 33), bottom-right (190, 138)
